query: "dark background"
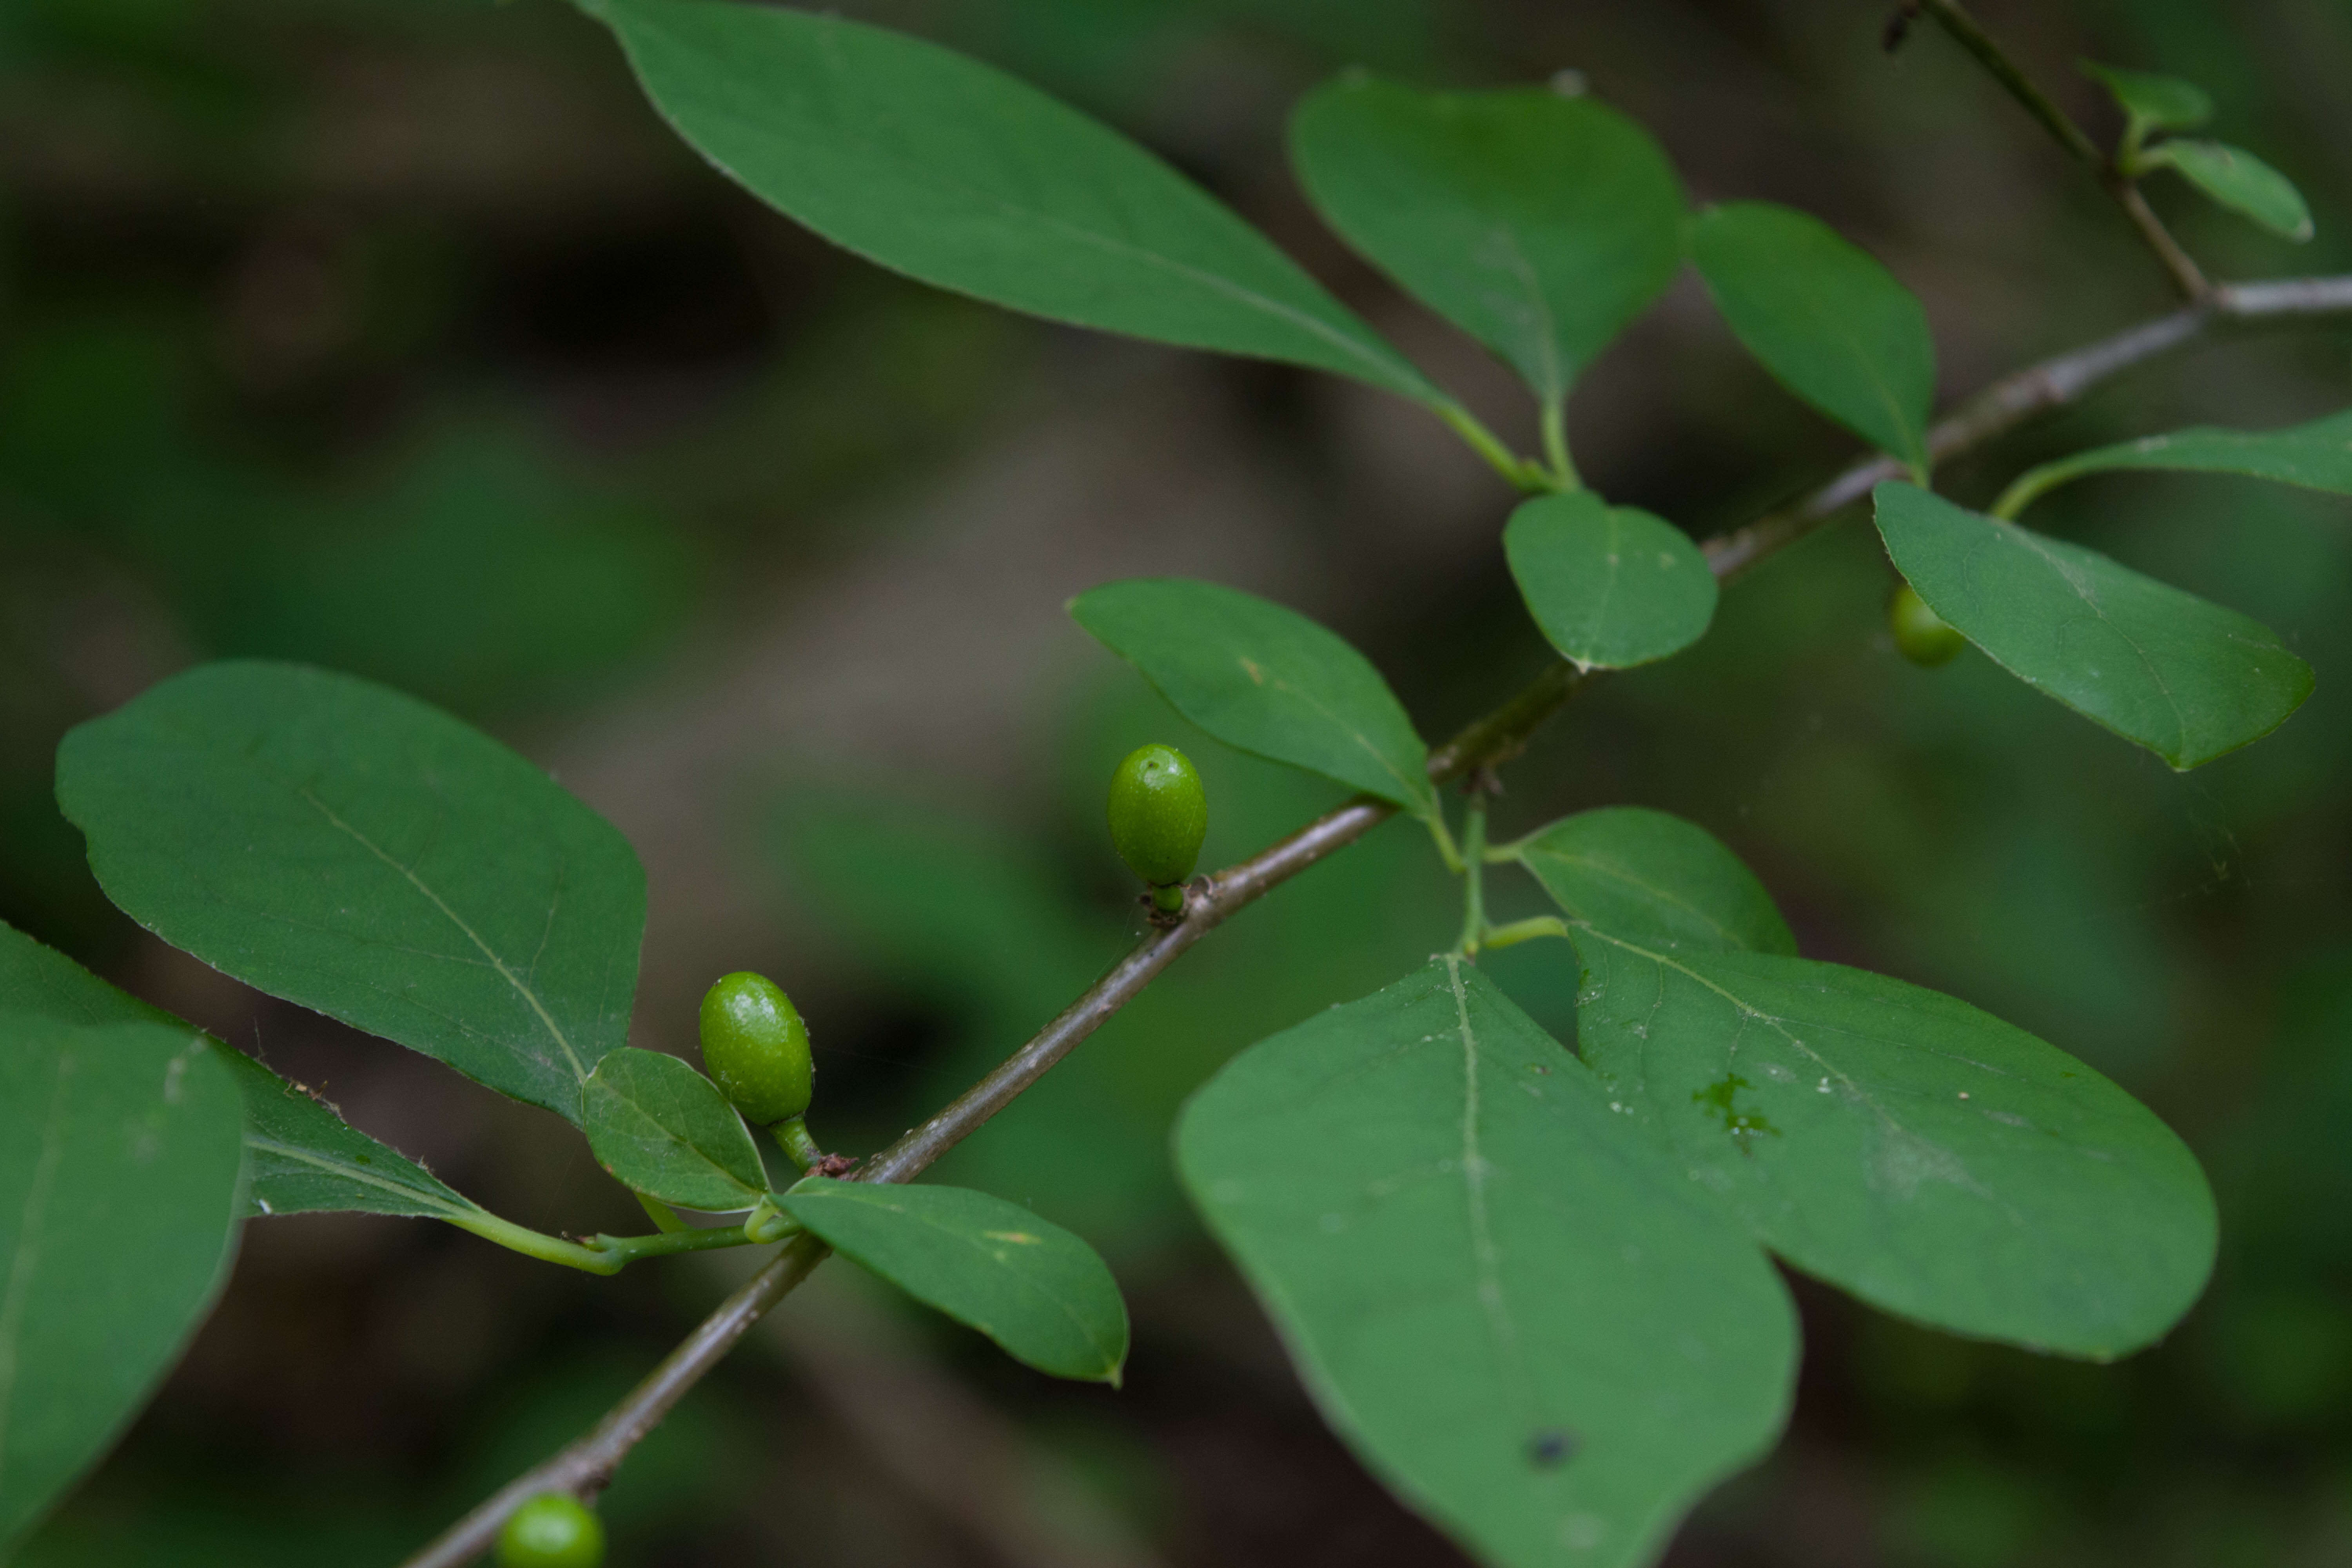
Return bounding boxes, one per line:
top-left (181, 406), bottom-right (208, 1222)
top-left (4, 0), bottom-right (2350, 1563)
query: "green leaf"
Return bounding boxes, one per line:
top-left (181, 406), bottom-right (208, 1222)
top-left (1177, 957), bottom-right (1796, 1568)
top-left (0, 1015), bottom-right (246, 1550)
top-left (0, 919), bottom-right (180, 1033)
top-left (1068, 578), bottom-right (1435, 817)
top-left (1502, 492), bottom-right (1717, 670)
top-left (55, 661), bottom-right (647, 1124)
top-left (1873, 482), bottom-right (2313, 769)
top-left (2080, 62), bottom-right (2212, 133)
top-left (2143, 140), bottom-right (2314, 241)
top-left (0, 919), bottom-right (481, 1224)
top-left (1999, 407), bottom-right (2352, 517)
top-left (780, 1178), bottom-right (1129, 1383)
top-left (1505, 807), bottom-right (1794, 956)
top-left (594, 0), bottom-right (1437, 405)
top-left (1688, 202), bottom-right (1935, 474)
top-left (219, 1051), bottom-right (483, 1223)
top-left (1289, 74), bottom-right (1685, 407)
top-left (582, 1047), bottom-right (768, 1212)
top-left (1563, 927), bottom-right (2217, 1357)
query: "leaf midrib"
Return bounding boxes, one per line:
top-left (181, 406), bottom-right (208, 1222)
top-left (296, 788), bottom-right (586, 1083)
top-left (1442, 957), bottom-right (1530, 1406)
top-left (246, 1133), bottom-right (476, 1220)
top-left (599, 1073), bottom-right (763, 1201)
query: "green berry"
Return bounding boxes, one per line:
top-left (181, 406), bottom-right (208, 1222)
top-left (497, 1492), bottom-right (604, 1568)
top-left (698, 971), bottom-right (813, 1126)
top-left (1889, 582), bottom-right (1967, 668)
top-left (1107, 744), bottom-right (1207, 892)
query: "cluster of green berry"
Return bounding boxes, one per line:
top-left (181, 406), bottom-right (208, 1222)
top-left (484, 750), bottom-right (1200, 1565)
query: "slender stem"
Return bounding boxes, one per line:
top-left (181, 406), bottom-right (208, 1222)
top-left (1916, 0), bottom-right (2208, 299)
top-left (443, 1209), bottom-right (766, 1277)
top-left (860, 797), bottom-right (1399, 1186)
top-left (635, 1194), bottom-right (688, 1234)
top-left (2110, 180), bottom-right (2210, 301)
top-left (401, 272), bottom-right (2352, 1568)
top-left (1540, 399), bottom-right (1578, 491)
top-left (1701, 278), bottom-right (2352, 579)
top-left (1480, 916), bottom-right (1573, 952)
top-left (1427, 660), bottom-right (1590, 779)
top-left (744, 1198), bottom-right (799, 1245)
top-left (1988, 462), bottom-right (2061, 519)
top-left (1919, 0), bottom-right (2102, 166)
top-left (1425, 808), bottom-right (1465, 874)
top-left (444, 1211), bottom-right (630, 1275)
top-left (1454, 793), bottom-right (1489, 956)
top-left (1435, 401), bottom-right (1548, 493)
top-left (773, 1116), bottom-right (824, 1173)
top-left (586, 1223), bottom-right (773, 1268)
top-left (2216, 275), bottom-right (2352, 316)
top-left (401, 1235), bottom-right (829, 1568)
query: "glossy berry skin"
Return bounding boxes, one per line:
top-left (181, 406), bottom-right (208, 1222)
top-left (699, 971), bottom-right (813, 1127)
top-left (1107, 744), bottom-right (1207, 890)
top-left (497, 1492), bottom-right (604, 1568)
top-left (1889, 582), bottom-right (1968, 668)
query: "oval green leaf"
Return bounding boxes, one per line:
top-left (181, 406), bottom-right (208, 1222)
top-left (1068, 578), bottom-right (1435, 817)
top-left (1874, 482), bottom-right (2312, 769)
top-left (1504, 807), bottom-right (1794, 956)
top-left (1503, 492), bottom-right (1717, 670)
top-left (593, 0), bottom-right (1437, 405)
top-left (55, 661), bottom-right (647, 1124)
top-left (0, 1015), bottom-right (247, 1551)
top-left (2145, 139), bottom-right (2313, 241)
top-left (2080, 62), bottom-right (2212, 133)
top-left (582, 1047), bottom-right (768, 1212)
top-left (1178, 957), bottom-right (1797, 1568)
top-left (1564, 927), bottom-right (2217, 1357)
top-left (1998, 406), bottom-right (2352, 517)
top-left (0, 918), bottom-right (486, 1224)
top-left (1688, 202), bottom-right (1935, 474)
top-left (1290, 75), bottom-right (1685, 407)
top-left (780, 1178), bottom-right (1129, 1383)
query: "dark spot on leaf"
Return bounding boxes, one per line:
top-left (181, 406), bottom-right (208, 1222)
top-left (1527, 1427), bottom-right (1577, 1468)
top-left (1693, 1074), bottom-right (1778, 1142)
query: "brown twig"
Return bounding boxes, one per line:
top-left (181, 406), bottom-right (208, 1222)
top-left (396, 273), bottom-right (2352, 1568)
top-left (1916, 0), bottom-right (2209, 300)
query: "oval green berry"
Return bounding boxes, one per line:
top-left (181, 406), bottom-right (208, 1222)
top-left (1889, 582), bottom-right (1968, 668)
top-left (497, 1492), bottom-right (605, 1568)
top-left (1107, 744), bottom-right (1207, 892)
top-left (698, 971), bottom-right (813, 1127)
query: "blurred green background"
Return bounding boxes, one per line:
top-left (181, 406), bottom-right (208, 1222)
top-left (3, 0), bottom-right (2349, 1563)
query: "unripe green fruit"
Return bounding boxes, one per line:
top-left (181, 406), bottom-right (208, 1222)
top-left (1889, 582), bottom-right (1967, 668)
top-left (497, 1492), bottom-right (604, 1568)
top-left (1107, 744), bottom-right (1207, 893)
top-left (699, 971), bottom-right (813, 1127)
